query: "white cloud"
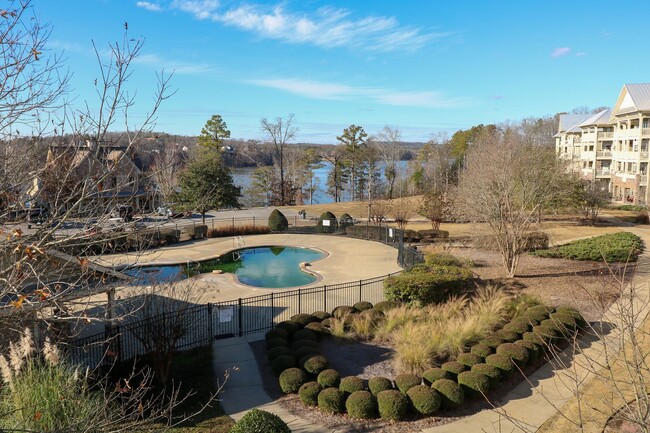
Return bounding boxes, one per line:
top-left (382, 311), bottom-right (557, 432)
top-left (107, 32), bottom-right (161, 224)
top-left (136, 1), bottom-right (163, 12)
top-left (167, 2), bottom-right (448, 52)
top-left (246, 78), bottom-right (469, 108)
top-left (134, 53), bottom-right (213, 74)
top-left (551, 47), bottom-right (571, 57)
top-left (575, 52), bottom-right (588, 57)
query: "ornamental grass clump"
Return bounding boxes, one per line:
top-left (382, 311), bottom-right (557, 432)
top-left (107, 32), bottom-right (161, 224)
top-left (431, 379), bottom-right (464, 409)
top-left (346, 390), bottom-right (378, 420)
top-left (407, 385), bottom-right (441, 416)
top-left (279, 368), bottom-right (307, 394)
top-left (318, 388), bottom-right (346, 414)
top-left (298, 381), bottom-right (322, 406)
top-left (368, 377), bottom-right (393, 396)
top-left (377, 390), bottom-right (410, 421)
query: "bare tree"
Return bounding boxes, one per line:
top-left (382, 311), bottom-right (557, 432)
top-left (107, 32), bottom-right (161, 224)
top-left (150, 140), bottom-right (187, 206)
top-left (260, 114), bottom-right (298, 206)
top-left (390, 199), bottom-right (414, 230)
top-left (371, 126), bottom-right (402, 199)
top-left (457, 126), bottom-right (569, 277)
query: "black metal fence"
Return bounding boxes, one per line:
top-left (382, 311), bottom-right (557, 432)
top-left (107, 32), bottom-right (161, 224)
top-left (69, 222), bottom-right (424, 368)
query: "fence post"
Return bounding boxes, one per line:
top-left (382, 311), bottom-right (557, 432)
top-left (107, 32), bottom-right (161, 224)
top-left (207, 303), bottom-right (213, 343)
top-left (253, 216), bottom-right (256, 227)
top-left (238, 298), bottom-right (243, 337)
top-left (232, 217), bottom-right (235, 231)
top-left (270, 292), bottom-right (274, 329)
top-left (359, 280), bottom-right (362, 302)
top-left (298, 288), bottom-right (302, 313)
top-left (323, 285), bottom-right (327, 312)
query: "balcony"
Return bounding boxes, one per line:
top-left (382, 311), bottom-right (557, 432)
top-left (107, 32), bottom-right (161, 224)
top-left (642, 151), bottom-right (649, 159)
top-left (643, 128), bottom-right (650, 136)
top-left (596, 169), bottom-right (611, 178)
top-left (596, 151), bottom-right (612, 159)
top-left (599, 132), bottom-right (614, 139)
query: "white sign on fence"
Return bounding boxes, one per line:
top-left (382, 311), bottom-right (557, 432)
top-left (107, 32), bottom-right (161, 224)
top-left (219, 306), bottom-right (233, 323)
top-left (323, 219), bottom-right (330, 226)
top-left (389, 228), bottom-right (394, 238)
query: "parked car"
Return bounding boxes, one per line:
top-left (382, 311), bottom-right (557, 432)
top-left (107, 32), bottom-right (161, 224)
top-left (156, 206), bottom-right (189, 219)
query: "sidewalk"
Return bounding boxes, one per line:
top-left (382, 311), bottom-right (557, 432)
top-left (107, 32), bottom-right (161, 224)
top-left (214, 226), bottom-right (650, 433)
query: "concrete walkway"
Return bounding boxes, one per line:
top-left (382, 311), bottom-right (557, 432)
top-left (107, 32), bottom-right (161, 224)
top-left (213, 226), bottom-right (650, 433)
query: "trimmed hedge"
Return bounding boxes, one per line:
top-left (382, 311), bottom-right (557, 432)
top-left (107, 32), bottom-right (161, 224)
top-left (457, 371), bottom-right (490, 399)
top-left (293, 329), bottom-right (318, 342)
top-left (407, 385), bottom-right (441, 416)
top-left (265, 328), bottom-right (288, 341)
top-left (554, 307), bottom-right (587, 328)
top-left (339, 376), bottom-right (365, 394)
top-left (441, 361), bottom-right (467, 378)
top-left (276, 320), bottom-right (302, 335)
top-left (316, 211), bottom-right (339, 234)
top-left (470, 343), bottom-right (493, 358)
top-left (346, 390), bottom-right (377, 420)
top-left (431, 379), bottom-right (464, 409)
top-left (268, 209), bottom-right (289, 232)
top-left (317, 369), bottom-right (341, 388)
top-left (471, 363), bottom-right (501, 388)
top-left (384, 265), bottom-right (473, 306)
top-left (267, 346), bottom-right (292, 360)
top-left (291, 339), bottom-right (319, 351)
top-left (457, 352), bottom-right (483, 368)
top-left (515, 339), bottom-right (540, 364)
top-left (368, 376), bottom-right (393, 396)
top-left (290, 313), bottom-right (320, 326)
top-left (271, 355), bottom-right (296, 375)
top-left (425, 253), bottom-right (473, 268)
top-left (495, 329), bottom-right (520, 343)
top-left (312, 310), bottom-right (331, 320)
top-left (485, 354), bottom-right (514, 379)
top-left (279, 367), bottom-right (308, 393)
top-left (377, 390), bottom-right (410, 421)
top-left (496, 343), bottom-right (529, 368)
top-left (482, 335), bottom-right (505, 349)
top-left (298, 381), bottom-right (322, 406)
top-left (353, 301), bottom-right (373, 311)
top-left (373, 300), bottom-right (400, 312)
top-left (502, 318), bottom-right (532, 335)
top-left (300, 354), bottom-right (328, 375)
top-left (423, 368), bottom-right (451, 385)
top-left (303, 322), bottom-right (328, 336)
top-left (332, 305), bottom-right (357, 319)
top-left (532, 232), bottom-right (643, 262)
top-left (395, 373), bottom-right (421, 394)
top-left (266, 338), bottom-right (288, 350)
top-left (230, 409), bottom-right (291, 433)
top-left (318, 388), bottom-right (346, 414)
top-left (293, 346), bottom-right (320, 361)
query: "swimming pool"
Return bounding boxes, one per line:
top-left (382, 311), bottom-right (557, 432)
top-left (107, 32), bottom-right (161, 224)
top-left (124, 246), bottom-right (325, 288)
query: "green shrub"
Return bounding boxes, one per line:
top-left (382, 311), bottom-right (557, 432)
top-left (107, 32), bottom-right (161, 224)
top-left (268, 209), bottom-right (289, 232)
top-left (425, 253), bottom-right (473, 268)
top-left (395, 373), bottom-right (421, 393)
top-left (524, 305), bottom-right (553, 323)
top-left (276, 320), bottom-right (302, 335)
top-left (267, 346), bottom-right (292, 360)
top-left (368, 376), bottom-right (393, 396)
top-left (407, 385), bottom-right (441, 416)
top-left (293, 329), bottom-right (317, 342)
top-left (317, 388), bottom-right (346, 414)
top-left (291, 339), bottom-right (319, 351)
top-left (270, 355), bottom-right (296, 375)
top-left (441, 361), bottom-right (467, 378)
top-left (431, 379), bottom-right (464, 409)
top-left (360, 309), bottom-right (385, 325)
top-left (470, 343), bottom-right (493, 358)
top-left (298, 381), bottom-right (322, 406)
top-left (343, 313), bottom-right (360, 328)
top-left (304, 322), bottom-right (328, 335)
top-left (230, 409), bottom-right (290, 433)
top-left (279, 367), bottom-right (308, 394)
top-left (549, 313), bottom-right (578, 332)
top-left (353, 301), bottom-right (373, 311)
top-left (457, 352), bottom-right (483, 368)
top-left (384, 265), bottom-right (473, 306)
top-left (339, 213), bottom-right (355, 229)
top-left (294, 346), bottom-right (320, 361)
top-left (522, 331), bottom-right (545, 346)
top-left (339, 376), bottom-right (365, 394)
top-left (471, 363), bottom-right (501, 388)
top-left (482, 335), bottom-right (505, 349)
top-left (300, 355), bottom-right (328, 375)
top-left (317, 369), bottom-right (341, 388)
top-left (457, 371), bottom-right (490, 399)
top-left (404, 229), bottom-right (422, 242)
top-left (532, 232), bottom-right (643, 262)
top-left (418, 229), bottom-right (450, 239)
top-left (485, 354), bottom-right (514, 379)
top-left (423, 368), bottom-right (452, 385)
top-left (290, 313), bottom-right (320, 326)
top-left (266, 338), bottom-right (288, 350)
top-left (377, 390), bottom-right (410, 421)
top-left (534, 323), bottom-right (562, 341)
top-left (515, 339), bottom-right (540, 364)
top-left (311, 310), bottom-right (331, 320)
top-left (320, 318), bottom-right (333, 328)
top-left (316, 211), bottom-right (338, 233)
top-left (502, 318), bottom-right (532, 335)
top-left (554, 307), bottom-right (587, 328)
top-left (265, 328), bottom-right (289, 341)
top-left (495, 329), bottom-right (520, 343)
top-left (332, 305), bottom-right (357, 319)
top-left (373, 300), bottom-right (400, 312)
top-left (345, 390), bottom-right (378, 420)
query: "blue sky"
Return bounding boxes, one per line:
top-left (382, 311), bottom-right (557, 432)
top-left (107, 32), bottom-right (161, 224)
top-left (36, 0), bottom-right (650, 143)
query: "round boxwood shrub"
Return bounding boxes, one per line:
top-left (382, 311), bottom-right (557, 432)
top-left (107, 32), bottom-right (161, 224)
top-left (502, 317), bottom-right (532, 335)
top-left (268, 209), bottom-right (289, 232)
top-left (293, 328), bottom-right (317, 342)
top-left (332, 305), bottom-right (357, 319)
top-left (294, 346), bottom-right (320, 360)
top-left (300, 354), bottom-right (328, 375)
top-left (265, 328), bottom-right (288, 341)
top-left (423, 367), bottom-right (451, 385)
top-left (266, 337), bottom-right (288, 350)
top-left (271, 355), bottom-right (296, 375)
top-left (522, 330), bottom-right (545, 346)
top-left (316, 211), bottom-right (339, 233)
top-left (353, 301), bottom-right (374, 311)
top-left (541, 318), bottom-right (571, 337)
top-left (407, 385), bottom-right (441, 416)
top-left (368, 376), bottom-right (393, 396)
top-left (304, 322), bottom-right (328, 335)
top-left (318, 387), bottom-right (346, 414)
top-left (534, 323), bottom-right (561, 342)
top-left (515, 339), bottom-right (540, 364)
top-left (495, 329), bottom-right (520, 343)
top-left (267, 346), bottom-right (292, 360)
top-left (230, 409), bottom-right (290, 433)
top-left (471, 363), bottom-right (501, 388)
top-left (276, 320), bottom-right (302, 335)
top-left (441, 361), bottom-right (467, 378)
top-left (373, 300), bottom-right (399, 313)
top-left (346, 390), bottom-right (377, 420)
top-left (457, 352), bottom-right (483, 368)
top-left (524, 306), bottom-right (552, 323)
top-left (485, 353), bottom-right (514, 379)
top-left (290, 313), bottom-right (319, 326)
top-left (496, 342), bottom-right (529, 368)
top-left (528, 304), bottom-right (555, 316)
top-left (339, 376), bottom-right (365, 394)
top-left (360, 309), bottom-right (385, 324)
top-left (457, 371), bottom-right (490, 399)
top-left (431, 379), bottom-right (464, 409)
top-left (377, 390), bottom-right (410, 421)
top-left (312, 310), bottom-right (332, 320)
top-left (317, 369), bottom-right (341, 388)
top-left (291, 339), bottom-right (319, 351)
top-left (395, 373), bottom-right (421, 393)
top-left (298, 381), bottom-right (322, 406)
top-left (554, 307), bottom-right (586, 328)
top-left (343, 313), bottom-right (360, 328)
top-left (471, 343), bottom-right (493, 358)
top-left (279, 367), bottom-right (308, 394)
top-left (548, 313), bottom-right (578, 332)
top-left (320, 317), bottom-right (333, 328)
top-left (483, 335), bottom-right (505, 349)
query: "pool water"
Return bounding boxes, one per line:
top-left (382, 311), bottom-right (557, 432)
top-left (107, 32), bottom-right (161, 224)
top-left (124, 246), bottom-right (325, 288)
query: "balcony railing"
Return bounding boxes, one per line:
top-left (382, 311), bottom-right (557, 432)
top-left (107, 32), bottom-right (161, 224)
top-left (596, 151), bottom-right (612, 158)
top-left (596, 169), bottom-right (611, 177)
top-left (599, 132), bottom-right (614, 139)
top-left (643, 128), bottom-right (650, 136)
top-left (642, 151), bottom-right (649, 159)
